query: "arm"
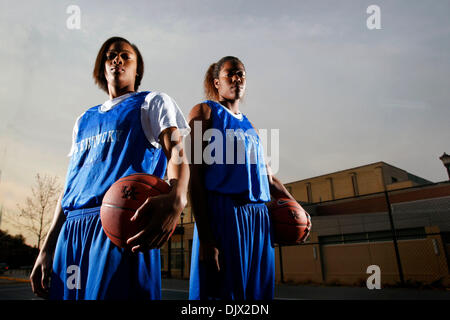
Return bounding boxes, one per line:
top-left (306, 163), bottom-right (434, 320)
top-left (188, 103), bottom-right (216, 245)
top-left (248, 120), bottom-right (295, 201)
top-left (161, 126), bottom-right (189, 209)
top-left (127, 126), bottom-right (189, 252)
top-left (30, 191), bottom-right (66, 298)
top-left (266, 164), bottom-right (296, 200)
top-left (187, 103), bottom-right (220, 271)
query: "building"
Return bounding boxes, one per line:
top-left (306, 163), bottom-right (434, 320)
top-left (161, 162), bottom-right (450, 288)
top-left (284, 161), bottom-right (431, 203)
top-left (279, 181), bottom-right (450, 287)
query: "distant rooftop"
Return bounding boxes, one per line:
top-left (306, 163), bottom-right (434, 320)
top-left (286, 161), bottom-right (432, 185)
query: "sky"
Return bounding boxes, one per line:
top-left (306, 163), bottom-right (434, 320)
top-left (0, 0), bottom-right (449, 244)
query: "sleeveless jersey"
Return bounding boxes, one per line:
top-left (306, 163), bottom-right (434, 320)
top-left (61, 91), bottom-right (167, 212)
top-left (203, 100), bottom-right (270, 202)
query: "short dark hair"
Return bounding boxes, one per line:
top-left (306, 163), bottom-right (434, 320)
top-left (204, 56), bottom-right (245, 101)
top-left (92, 37), bottom-right (144, 93)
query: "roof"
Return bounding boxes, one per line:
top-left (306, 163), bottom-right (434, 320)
top-left (285, 161), bottom-right (432, 185)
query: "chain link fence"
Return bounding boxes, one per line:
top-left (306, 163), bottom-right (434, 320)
top-left (162, 183), bottom-right (450, 289)
top-left (276, 188), bottom-right (450, 288)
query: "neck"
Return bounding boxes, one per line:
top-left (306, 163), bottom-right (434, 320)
top-left (219, 99), bottom-right (240, 115)
top-left (108, 85), bottom-right (135, 100)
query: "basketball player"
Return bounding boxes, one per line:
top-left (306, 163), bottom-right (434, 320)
top-left (188, 56), bottom-right (294, 300)
top-left (29, 37), bottom-right (190, 300)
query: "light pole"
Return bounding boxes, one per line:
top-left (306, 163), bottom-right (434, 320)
top-left (180, 212), bottom-right (184, 279)
top-left (439, 153), bottom-right (450, 180)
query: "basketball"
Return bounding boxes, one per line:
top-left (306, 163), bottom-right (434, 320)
top-left (100, 173), bottom-right (172, 248)
top-left (268, 198), bottom-right (312, 245)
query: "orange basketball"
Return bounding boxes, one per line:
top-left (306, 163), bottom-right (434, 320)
top-left (100, 173), bottom-right (172, 248)
top-left (267, 198), bottom-right (312, 245)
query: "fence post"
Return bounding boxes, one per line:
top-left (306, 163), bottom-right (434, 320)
top-left (384, 190), bottom-right (405, 285)
top-left (278, 245), bottom-right (285, 283)
top-left (167, 237), bottom-right (172, 278)
top-left (181, 229), bottom-right (184, 279)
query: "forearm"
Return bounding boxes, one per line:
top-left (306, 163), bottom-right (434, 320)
top-left (160, 126), bottom-right (189, 210)
top-left (269, 175), bottom-right (295, 200)
top-left (189, 164), bottom-right (216, 245)
top-left (167, 160), bottom-right (189, 211)
top-left (40, 192), bottom-right (66, 254)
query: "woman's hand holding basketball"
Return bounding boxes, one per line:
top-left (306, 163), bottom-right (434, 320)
top-left (126, 126), bottom-right (190, 252)
top-left (126, 190), bottom-right (186, 252)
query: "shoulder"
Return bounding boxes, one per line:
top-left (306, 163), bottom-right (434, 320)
top-left (144, 91), bottom-right (173, 105)
top-left (142, 91), bottom-right (182, 116)
top-left (188, 102), bottom-right (212, 123)
top-left (77, 110), bottom-right (88, 119)
top-left (86, 103), bottom-right (101, 113)
top-left (245, 116), bottom-right (260, 134)
top-left (74, 110), bottom-right (88, 125)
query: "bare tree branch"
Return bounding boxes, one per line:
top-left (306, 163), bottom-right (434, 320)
top-left (5, 173), bottom-right (61, 250)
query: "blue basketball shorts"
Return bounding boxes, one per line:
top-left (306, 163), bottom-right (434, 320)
top-left (189, 192), bottom-right (275, 300)
top-left (50, 206), bottom-right (161, 300)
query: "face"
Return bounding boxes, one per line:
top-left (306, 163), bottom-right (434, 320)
top-left (214, 60), bottom-right (246, 101)
top-left (104, 41), bottom-right (138, 91)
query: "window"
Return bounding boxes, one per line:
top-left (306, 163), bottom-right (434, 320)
top-left (171, 241), bottom-right (182, 249)
top-left (319, 235), bottom-right (343, 245)
top-left (351, 173), bottom-right (359, 196)
top-left (170, 253), bottom-right (183, 270)
top-left (396, 227), bottom-right (426, 240)
top-left (343, 232), bottom-right (368, 244)
top-left (327, 177), bottom-right (335, 200)
top-left (368, 230), bottom-right (393, 242)
top-left (306, 183), bottom-right (313, 203)
top-left (319, 227), bottom-right (426, 245)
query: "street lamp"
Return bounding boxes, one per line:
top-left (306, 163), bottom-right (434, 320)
top-left (439, 152), bottom-right (450, 180)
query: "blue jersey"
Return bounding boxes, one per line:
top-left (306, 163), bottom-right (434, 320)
top-left (203, 100), bottom-right (270, 202)
top-left (61, 91), bottom-right (167, 212)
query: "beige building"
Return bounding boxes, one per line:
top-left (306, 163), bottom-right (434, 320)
top-left (161, 161), bottom-right (450, 288)
top-left (284, 161), bottom-right (431, 203)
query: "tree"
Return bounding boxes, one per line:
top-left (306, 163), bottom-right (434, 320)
top-left (0, 229), bottom-right (39, 268)
top-left (6, 173), bottom-right (61, 250)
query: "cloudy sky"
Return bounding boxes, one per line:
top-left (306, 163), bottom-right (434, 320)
top-left (1, 0), bottom-right (449, 241)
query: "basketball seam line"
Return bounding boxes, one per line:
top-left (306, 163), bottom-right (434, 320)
top-left (272, 221), bottom-right (310, 227)
top-left (116, 178), bottom-right (166, 194)
top-left (103, 227), bottom-right (126, 242)
top-left (102, 203), bottom-right (136, 211)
